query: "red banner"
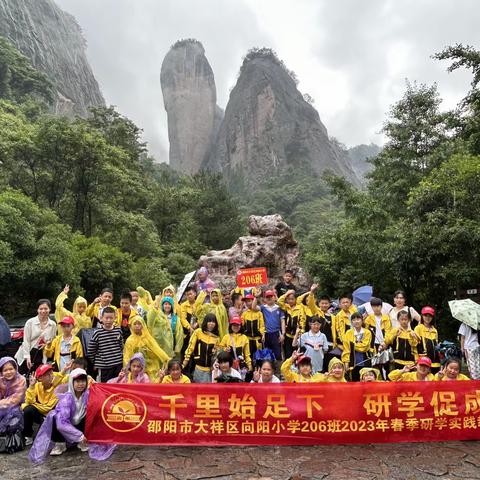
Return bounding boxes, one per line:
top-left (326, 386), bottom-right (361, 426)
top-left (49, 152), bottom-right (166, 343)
top-left (86, 381), bottom-right (480, 445)
top-left (236, 267), bottom-right (268, 288)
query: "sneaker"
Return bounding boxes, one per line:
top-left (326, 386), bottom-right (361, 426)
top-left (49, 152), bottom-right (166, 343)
top-left (77, 440), bottom-right (89, 452)
top-left (24, 436), bottom-right (33, 446)
top-left (50, 443), bottom-right (67, 456)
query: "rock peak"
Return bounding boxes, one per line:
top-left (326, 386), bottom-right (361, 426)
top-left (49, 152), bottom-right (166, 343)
top-left (0, 0), bottom-right (104, 116)
top-left (209, 47), bottom-right (360, 184)
top-left (161, 39), bottom-right (222, 175)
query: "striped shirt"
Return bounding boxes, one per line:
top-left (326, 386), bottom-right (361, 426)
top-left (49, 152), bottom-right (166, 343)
top-left (88, 327), bottom-right (124, 369)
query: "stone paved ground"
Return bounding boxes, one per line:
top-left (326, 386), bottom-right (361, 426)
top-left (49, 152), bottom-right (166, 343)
top-left (2, 442), bottom-right (480, 480)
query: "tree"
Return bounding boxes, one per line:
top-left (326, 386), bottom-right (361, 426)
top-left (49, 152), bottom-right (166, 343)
top-left (434, 44), bottom-right (480, 154)
top-left (0, 36), bottom-right (54, 105)
top-left (368, 81), bottom-right (451, 215)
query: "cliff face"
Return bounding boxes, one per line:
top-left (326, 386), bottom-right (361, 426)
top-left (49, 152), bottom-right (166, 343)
top-left (0, 0), bottom-right (104, 116)
top-left (160, 39), bottom-right (222, 175)
top-left (208, 50), bottom-right (360, 184)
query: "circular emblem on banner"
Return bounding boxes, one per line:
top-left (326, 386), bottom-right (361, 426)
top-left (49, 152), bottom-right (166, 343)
top-left (101, 393), bottom-right (147, 433)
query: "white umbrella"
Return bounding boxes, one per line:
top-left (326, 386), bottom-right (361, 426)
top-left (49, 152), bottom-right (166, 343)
top-left (448, 299), bottom-right (480, 329)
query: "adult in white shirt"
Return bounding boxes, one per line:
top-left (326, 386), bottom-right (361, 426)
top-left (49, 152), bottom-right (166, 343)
top-left (251, 360), bottom-right (281, 383)
top-left (388, 290), bottom-right (421, 329)
top-left (15, 299), bottom-right (57, 373)
top-left (458, 323), bottom-right (480, 379)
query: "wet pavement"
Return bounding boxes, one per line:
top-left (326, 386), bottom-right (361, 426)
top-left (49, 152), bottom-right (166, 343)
top-left (2, 441), bottom-right (480, 480)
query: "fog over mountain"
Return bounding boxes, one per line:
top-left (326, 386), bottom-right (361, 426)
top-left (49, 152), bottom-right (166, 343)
top-left (56, 0), bottom-right (479, 162)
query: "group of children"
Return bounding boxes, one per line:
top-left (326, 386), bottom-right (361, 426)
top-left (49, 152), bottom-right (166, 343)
top-left (0, 268), bottom-right (475, 460)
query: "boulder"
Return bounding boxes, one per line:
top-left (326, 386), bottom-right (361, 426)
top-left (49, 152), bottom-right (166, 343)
top-left (198, 214), bottom-right (311, 293)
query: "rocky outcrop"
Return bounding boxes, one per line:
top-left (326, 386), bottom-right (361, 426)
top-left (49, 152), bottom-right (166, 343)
top-left (161, 39), bottom-right (222, 175)
top-left (198, 214), bottom-right (311, 293)
top-left (206, 48), bottom-right (360, 185)
top-left (0, 0), bottom-right (104, 116)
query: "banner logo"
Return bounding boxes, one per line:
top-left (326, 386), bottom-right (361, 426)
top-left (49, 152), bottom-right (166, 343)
top-left (101, 393), bottom-right (147, 432)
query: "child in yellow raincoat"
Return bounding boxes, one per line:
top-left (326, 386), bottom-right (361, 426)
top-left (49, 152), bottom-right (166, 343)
top-left (146, 297), bottom-right (184, 359)
top-left (55, 285), bottom-right (92, 333)
top-left (281, 351), bottom-right (325, 383)
top-left (323, 357), bottom-right (347, 382)
top-left (196, 289), bottom-right (229, 339)
top-left (360, 367), bottom-right (382, 382)
top-left (124, 315), bottom-right (170, 379)
top-left (435, 358), bottom-right (470, 381)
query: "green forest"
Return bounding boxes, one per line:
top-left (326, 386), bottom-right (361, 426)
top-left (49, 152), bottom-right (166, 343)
top-left (1, 35), bottom-right (479, 337)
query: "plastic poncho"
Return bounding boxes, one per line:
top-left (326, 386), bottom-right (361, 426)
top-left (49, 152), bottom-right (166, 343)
top-left (55, 291), bottom-right (92, 333)
top-left (29, 368), bottom-right (115, 465)
top-left (0, 357), bottom-right (26, 435)
top-left (325, 357), bottom-right (347, 382)
top-left (197, 290), bottom-right (229, 339)
top-left (123, 318), bottom-right (170, 379)
top-left (195, 267), bottom-right (216, 293)
top-left (359, 367), bottom-right (382, 381)
top-left (147, 297), bottom-right (184, 358)
top-left (136, 286), bottom-right (154, 312)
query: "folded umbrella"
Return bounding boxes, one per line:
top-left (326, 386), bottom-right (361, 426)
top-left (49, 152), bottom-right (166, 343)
top-left (448, 299), bottom-right (480, 329)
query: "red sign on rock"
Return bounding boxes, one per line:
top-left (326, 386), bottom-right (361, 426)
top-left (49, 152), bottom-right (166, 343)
top-left (236, 267), bottom-right (268, 288)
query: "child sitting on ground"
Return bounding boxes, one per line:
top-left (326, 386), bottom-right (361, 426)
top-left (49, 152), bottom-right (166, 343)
top-left (159, 359), bottom-right (191, 384)
top-left (22, 363), bottom-right (70, 446)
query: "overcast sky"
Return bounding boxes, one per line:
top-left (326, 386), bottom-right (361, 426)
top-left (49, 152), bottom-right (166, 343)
top-left (57, 0), bottom-right (479, 162)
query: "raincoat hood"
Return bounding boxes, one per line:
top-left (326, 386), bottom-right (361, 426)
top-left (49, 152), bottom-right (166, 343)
top-left (162, 296), bottom-right (175, 312)
top-left (328, 357), bottom-right (346, 380)
top-left (73, 296), bottom-right (87, 314)
top-left (0, 356), bottom-right (18, 373)
top-left (211, 288), bottom-right (223, 304)
top-left (360, 367), bottom-right (381, 381)
top-left (198, 267), bottom-right (208, 277)
top-left (68, 368), bottom-right (88, 395)
top-left (162, 284), bottom-right (176, 297)
top-left (127, 352), bottom-right (146, 372)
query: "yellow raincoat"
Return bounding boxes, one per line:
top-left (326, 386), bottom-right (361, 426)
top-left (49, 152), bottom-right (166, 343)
top-left (123, 316), bottom-right (170, 379)
top-left (196, 290), bottom-right (229, 339)
top-left (280, 356), bottom-right (325, 383)
top-left (359, 367), bottom-right (382, 381)
top-left (22, 372), bottom-right (66, 415)
top-left (219, 332), bottom-right (252, 370)
top-left (388, 369), bottom-right (435, 382)
top-left (44, 334), bottom-right (83, 368)
top-left (115, 307), bottom-right (138, 329)
top-left (136, 286), bottom-right (154, 312)
top-left (54, 291), bottom-right (92, 333)
top-left (323, 357), bottom-right (347, 382)
top-left (146, 296), bottom-right (184, 358)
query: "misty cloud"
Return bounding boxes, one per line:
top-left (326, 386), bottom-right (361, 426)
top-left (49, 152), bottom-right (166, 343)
top-left (56, 0), bottom-right (480, 160)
